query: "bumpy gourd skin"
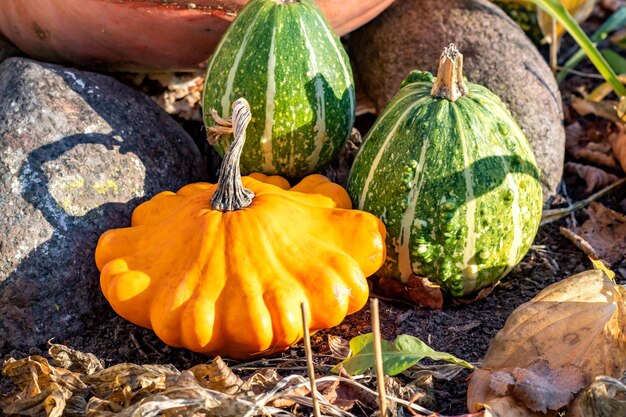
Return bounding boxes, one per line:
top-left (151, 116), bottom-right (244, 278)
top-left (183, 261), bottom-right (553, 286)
top-left (95, 176), bottom-right (385, 359)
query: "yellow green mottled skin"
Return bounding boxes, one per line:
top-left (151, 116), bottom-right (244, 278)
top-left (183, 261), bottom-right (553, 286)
top-left (203, 0), bottom-right (355, 178)
top-left (348, 71), bottom-right (543, 297)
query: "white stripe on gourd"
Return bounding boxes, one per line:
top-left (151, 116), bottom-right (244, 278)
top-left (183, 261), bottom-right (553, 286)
top-left (309, 5), bottom-right (355, 134)
top-left (262, 21), bottom-right (278, 173)
top-left (221, 6), bottom-right (266, 117)
top-left (299, 15), bottom-right (327, 171)
top-left (358, 94), bottom-right (431, 210)
top-left (453, 106), bottom-right (479, 291)
top-left (398, 138), bottom-right (430, 280)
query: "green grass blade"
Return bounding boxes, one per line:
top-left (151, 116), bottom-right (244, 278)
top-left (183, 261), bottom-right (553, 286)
top-left (556, 7), bottom-right (626, 82)
top-left (529, 0), bottom-right (626, 96)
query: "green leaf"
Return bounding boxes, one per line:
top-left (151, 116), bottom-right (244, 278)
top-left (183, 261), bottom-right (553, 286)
top-left (528, 0), bottom-right (626, 96)
top-left (603, 49), bottom-right (626, 75)
top-left (556, 7), bottom-right (626, 82)
top-left (331, 333), bottom-right (472, 376)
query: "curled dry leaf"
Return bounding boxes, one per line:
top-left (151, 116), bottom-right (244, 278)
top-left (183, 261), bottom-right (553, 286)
top-left (482, 396), bottom-right (547, 417)
top-left (467, 269), bottom-right (626, 414)
top-left (83, 363), bottom-right (179, 401)
top-left (571, 96), bottom-right (623, 123)
top-left (188, 357), bottom-right (249, 395)
top-left (328, 335), bottom-right (351, 360)
top-left (151, 71), bottom-right (205, 121)
top-left (88, 370), bottom-right (254, 417)
top-left (490, 359), bottom-right (586, 413)
top-left (565, 162), bottom-right (620, 194)
top-left (48, 342), bottom-right (104, 375)
top-left (384, 374), bottom-right (437, 412)
top-left (1, 356), bottom-right (87, 417)
top-left (371, 275), bottom-right (444, 309)
top-left (609, 123), bottom-right (626, 173)
top-left (566, 202), bottom-right (626, 265)
top-left (565, 122), bottom-right (620, 170)
top-left (567, 375), bottom-right (626, 417)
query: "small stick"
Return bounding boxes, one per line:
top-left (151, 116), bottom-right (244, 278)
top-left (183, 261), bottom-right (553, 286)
top-left (550, 18), bottom-right (558, 73)
top-left (371, 298), bottom-right (387, 416)
top-left (301, 303), bottom-right (321, 417)
top-left (541, 178), bottom-right (626, 225)
top-left (559, 227), bottom-right (601, 260)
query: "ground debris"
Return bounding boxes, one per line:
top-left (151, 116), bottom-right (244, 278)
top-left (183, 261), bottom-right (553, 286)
top-left (561, 202), bottom-right (626, 266)
top-left (467, 269), bottom-right (626, 416)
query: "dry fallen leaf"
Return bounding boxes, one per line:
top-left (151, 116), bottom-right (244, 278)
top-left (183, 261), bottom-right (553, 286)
top-left (572, 96), bottom-right (623, 123)
top-left (568, 375), bottom-right (626, 417)
top-left (4, 343), bottom-right (371, 417)
top-left (83, 363), bottom-right (180, 403)
top-left (467, 269), bottom-right (626, 414)
top-left (88, 370), bottom-right (254, 417)
top-left (482, 396), bottom-right (548, 417)
top-left (372, 275), bottom-right (444, 309)
top-left (565, 123), bottom-right (621, 170)
top-left (328, 335), bottom-right (351, 360)
top-left (566, 202), bottom-right (626, 265)
top-left (1, 356), bottom-right (88, 417)
top-left (48, 342), bottom-right (104, 375)
top-left (510, 359), bottom-right (585, 412)
top-left (189, 357), bottom-right (249, 395)
top-left (609, 124), bottom-right (626, 173)
top-left (151, 72), bottom-right (204, 121)
top-left (566, 162), bottom-right (620, 193)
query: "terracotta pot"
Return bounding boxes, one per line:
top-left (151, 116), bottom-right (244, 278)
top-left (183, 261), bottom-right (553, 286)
top-left (0, 0), bottom-right (395, 71)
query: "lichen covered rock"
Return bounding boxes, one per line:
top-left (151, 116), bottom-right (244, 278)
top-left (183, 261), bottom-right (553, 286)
top-left (0, 58), bottom-right (206, 354)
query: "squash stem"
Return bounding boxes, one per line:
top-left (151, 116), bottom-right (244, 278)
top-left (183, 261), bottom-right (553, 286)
top-left (431, 44), bottom-right (468, 102)
top-left (209, 98), bottom-right (255, 211)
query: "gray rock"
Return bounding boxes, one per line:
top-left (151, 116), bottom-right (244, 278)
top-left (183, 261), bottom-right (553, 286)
top-left (350, 0), bottom-right (565, 202)
top-left (0, 58), bottom-right (206, 354)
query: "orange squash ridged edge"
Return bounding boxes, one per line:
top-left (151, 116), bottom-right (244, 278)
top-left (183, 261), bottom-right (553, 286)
top-left (95, 98), bottom-right (386, 359)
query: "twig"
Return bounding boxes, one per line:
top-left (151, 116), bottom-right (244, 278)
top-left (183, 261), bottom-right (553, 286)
top-left (313, 376), bottom-right (435, 416)
top-left (129, 333), bottom-right (149, 360)
top-left (555, 67), bottom-right (607, 79)
top-left (550, 18), bottom-right (558, 73)
top-left (302, 303), bottom-right (321, 417)
top-left (540, 178), bottom-right (626, 225)
top-left (559, 227), bottom-right (601, 259)
top-left (371, 298), bottom-right (387, 417)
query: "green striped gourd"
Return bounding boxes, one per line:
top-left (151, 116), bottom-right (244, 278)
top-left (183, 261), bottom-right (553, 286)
top-left (203, 0), bottom-right (355, 178)
top-left (347, 45), bottom-right (542, 297)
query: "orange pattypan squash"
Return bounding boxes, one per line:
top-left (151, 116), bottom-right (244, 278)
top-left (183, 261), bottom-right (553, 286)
top-left (250, 172), bottom-right (353, 209)
top-left (95, 98), bottom-right (386, 359)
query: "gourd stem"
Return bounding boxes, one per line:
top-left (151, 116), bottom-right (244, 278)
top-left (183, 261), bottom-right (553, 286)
top-left (430, 44), bottom-right (468, 102)
top-left (210, 98), bottom-right (255, 211)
